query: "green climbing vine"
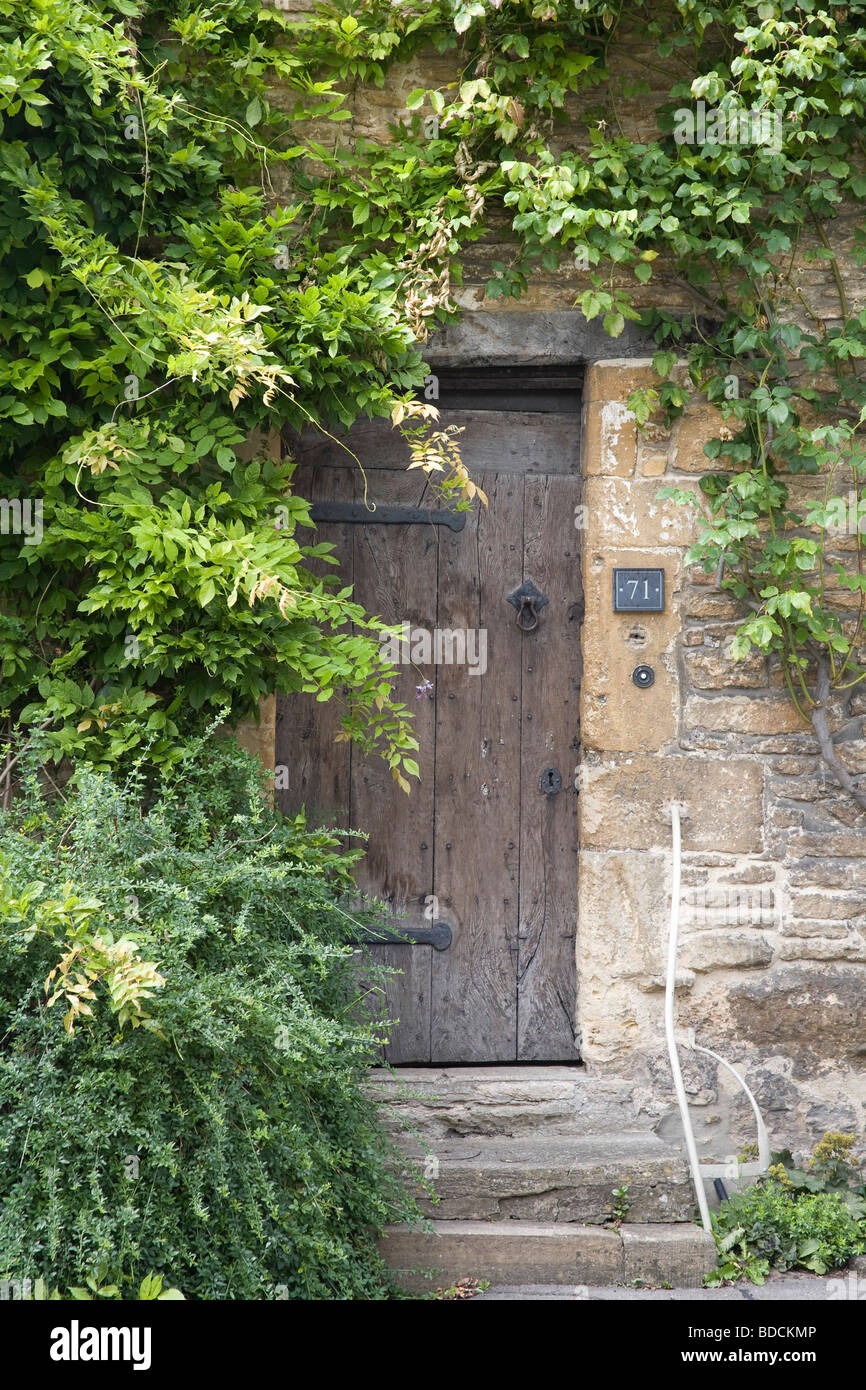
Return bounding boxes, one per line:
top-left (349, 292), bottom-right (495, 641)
top-left (4, 0), bottom-right (866, 804)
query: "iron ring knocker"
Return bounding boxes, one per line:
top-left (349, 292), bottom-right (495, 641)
top-left (507, 579), bottom-right (549, 633)
top-left (516, 594), bottom-right (541, 631)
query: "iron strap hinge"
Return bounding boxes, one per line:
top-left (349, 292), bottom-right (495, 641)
top-left (347, 921), bottom-right (453, 950)
top-left (309, 502), bottom-right (466, 532)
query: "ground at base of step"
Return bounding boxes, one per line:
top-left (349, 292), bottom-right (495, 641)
top-left (467, 1270), bottom-right (849, 1301)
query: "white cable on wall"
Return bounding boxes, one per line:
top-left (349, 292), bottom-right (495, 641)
top-left (665, 801), bottom-right (713, 1233)
top-left (687, 1032), bottom-right (771, 1173)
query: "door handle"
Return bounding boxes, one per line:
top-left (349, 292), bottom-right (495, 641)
top-left (507, 580), bottom-right (548, 632)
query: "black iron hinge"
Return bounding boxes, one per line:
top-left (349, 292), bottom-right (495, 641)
top-left (346, 921), bottom-right (452, 950)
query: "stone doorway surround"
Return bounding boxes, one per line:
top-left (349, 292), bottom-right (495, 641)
top-left (238, 310), bottom-right (866, 1157)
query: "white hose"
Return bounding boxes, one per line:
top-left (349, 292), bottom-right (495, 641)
top-left (686, 1032), bottom-right (771, 1172)
top-left (665, 802), bottom-right (713, 1232)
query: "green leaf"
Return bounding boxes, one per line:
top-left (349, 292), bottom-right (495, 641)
top-left (653, 351), bottom-right (676, 379)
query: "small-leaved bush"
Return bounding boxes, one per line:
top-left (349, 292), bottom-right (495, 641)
top-left (708, 1132), bottom-right (866, 1285)
top-left (0, 731), bottom-right (421, 1299)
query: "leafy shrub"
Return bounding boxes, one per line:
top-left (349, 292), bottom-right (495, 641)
top-left (0, 733), bottom-right (421, 1299)
top-left (708, 1133), bottom-right (866, 1285)
top-left (13, 1269), bottom-right (185, 1301)
top-left (773, 1132), bottom-right (865, 1196)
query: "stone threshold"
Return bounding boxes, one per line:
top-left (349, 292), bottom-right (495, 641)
top-left (380, 1220), bottom-right (717, 1293)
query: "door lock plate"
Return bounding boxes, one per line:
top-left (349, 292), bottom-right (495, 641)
top-left (541, 766), bottom-right (562, 795)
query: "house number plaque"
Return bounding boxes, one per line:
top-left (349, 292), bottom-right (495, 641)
top-left (613, 568), bottom-right (665, 613)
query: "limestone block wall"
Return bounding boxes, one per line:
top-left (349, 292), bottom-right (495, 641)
top-left (579, 361), bottom-right (866, 1156)
top-left (235, 694), bottom-right (277, 778)
top-left (265, 13), bottom-right (863, 328)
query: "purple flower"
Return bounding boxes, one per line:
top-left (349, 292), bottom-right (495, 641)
top-left (416, 679), bottom-right (434, 699)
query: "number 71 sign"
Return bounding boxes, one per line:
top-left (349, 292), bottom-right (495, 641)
top-left (612, 568), bottom-right (665, 612)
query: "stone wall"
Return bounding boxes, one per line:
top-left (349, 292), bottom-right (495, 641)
top-left (579, 361), bottom-right (866, 1158)
top-left (235, 693), bottom-right (277, 781)
top-left (267, 8), bottom-right (856, 330)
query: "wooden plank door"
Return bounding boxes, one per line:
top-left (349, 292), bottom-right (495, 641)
top-left (276, 416), bottom-right (581, 1063)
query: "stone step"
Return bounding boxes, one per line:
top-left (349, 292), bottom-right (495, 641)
top-left (398, 1133), bottom-right (696, 1223)
top-left (379, 1221), bottom-right (717, 1293)
top-left (369, 1066), bottom-right (642, 1140)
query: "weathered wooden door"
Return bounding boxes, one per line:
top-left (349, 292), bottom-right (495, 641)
top-left (277, 369), bottom-right (582, 1062)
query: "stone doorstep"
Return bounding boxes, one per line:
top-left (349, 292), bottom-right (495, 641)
top-left (396, 1135), bottom-right (696, 1224)
top-left (380, 1221), bottom-right (717, 1294)
top-left (368, 1066), bottom-right (641, 1140)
